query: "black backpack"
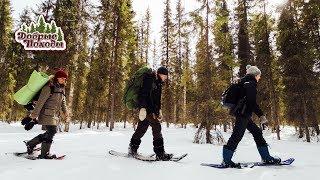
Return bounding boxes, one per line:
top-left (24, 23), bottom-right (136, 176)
top-left (221, 82), bottom-right (246, 116)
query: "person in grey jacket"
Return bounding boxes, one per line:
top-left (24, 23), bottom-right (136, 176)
top-left (26, 69), bottom-right (69, 159)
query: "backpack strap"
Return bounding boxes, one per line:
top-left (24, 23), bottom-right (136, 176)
top-left (48, 83), bottom-right (66, 97)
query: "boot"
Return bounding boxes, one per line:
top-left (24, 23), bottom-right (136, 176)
top-left (38, 142), bottom-right (56, 159)
top-left (25, 135), bottom-right (43, 155)
top-left (222, 146), bottom-right (241, 168)
top-left (155, 152), bottom-right (173, 161)
top-left (153, 138), bottom-right (173, 161)
top-left (257, 146), bottom-right (281, 164)
top-left (128, 139), bottom-right (141, 157)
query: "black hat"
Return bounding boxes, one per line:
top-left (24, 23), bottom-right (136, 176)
top-left (157, 66), bottom-right (168, 75)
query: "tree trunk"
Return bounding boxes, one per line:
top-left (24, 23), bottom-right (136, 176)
top-left (302, 96), bottom-right (311, 142)
top-left (109, 4), bottom-right (121, 131)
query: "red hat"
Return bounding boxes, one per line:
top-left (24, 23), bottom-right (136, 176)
top-left (54, 69), bottom-right (68, 79)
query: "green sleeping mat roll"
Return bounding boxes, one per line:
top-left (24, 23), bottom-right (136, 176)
top-left (13, 70), bottom-right (51, 105)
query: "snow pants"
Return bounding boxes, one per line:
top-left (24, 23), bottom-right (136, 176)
top-left (28, 125), bottom-right (57, 146)
top-left (224, 116), bottom-right (268, 151)
top-left (130, 114), bottom-right (164, 154)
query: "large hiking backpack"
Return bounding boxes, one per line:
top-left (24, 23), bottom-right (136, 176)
top-left (221, 82), bottom-right (245, 115)
top-left (123, 66), bottom-right (153, 110)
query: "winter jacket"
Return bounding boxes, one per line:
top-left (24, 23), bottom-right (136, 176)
top-left (30, 82), bottom-right (67, 126)
top-left (237, 74), bottom-right (264, 118)
top-left (138, 72), bottom-right (162, 116)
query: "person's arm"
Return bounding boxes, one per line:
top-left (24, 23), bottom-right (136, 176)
top-left (30, 85), bottom-right (51, 119)
top-left (244, 81), bottom-right (263, 117)
top-left (139, 75), bottom-right (155, 111)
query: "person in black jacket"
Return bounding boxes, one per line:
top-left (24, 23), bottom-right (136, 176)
top-left (222, 65), bottom-right (281, 168)
top-left (128, 66), bottom-right (173, 161)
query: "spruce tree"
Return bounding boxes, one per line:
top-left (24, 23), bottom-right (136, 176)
top-left (0, 0), bottom-right (15, 120)
top-left (160, 0), bottom-right (175, 127)
top-left (213, 0), bottom-right (236, 132)
top-left (237, 0), bottom-right (252, 76)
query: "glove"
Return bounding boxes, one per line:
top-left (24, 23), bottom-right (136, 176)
top-left (24, 119), bottom-right (38, 131)
top-left (21, 116), bottom-right (32, 125)
top-left (139, 108), bottom-right (147, 121)
top-left (260, 115), bottom-right (268, 124)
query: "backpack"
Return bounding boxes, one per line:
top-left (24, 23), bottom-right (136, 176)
top-left (221, 82), bottom-right (245, 115)
top-left (123, 66), bottom-right (153, 110)
top-left (23, 82), bottom-right (55, 111)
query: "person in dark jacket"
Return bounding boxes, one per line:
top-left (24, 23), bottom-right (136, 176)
top-left (128, 66), bottom-right (173, 161)
top-left (26, 69), bottom-right (69, 159)
top-left (222, 65), bottom-right (281, 168)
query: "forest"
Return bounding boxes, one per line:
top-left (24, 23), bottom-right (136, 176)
top-left (0, 0), bottom-right (319, 143)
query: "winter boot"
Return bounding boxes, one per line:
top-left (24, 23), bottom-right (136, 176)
top-left (257, 146), bottom-right (281, 164)
top-left (25, 135), bottom-right (43, 155)
top-left (222, 146), bottom-right (241, 168)
top-left (156, 152), bottom-right (173, 161)
top-left (153, 138), bottom-right (173, 161)
top-left (38, 142), bottom-right (56, 159)
top-left (128, 138), bottom-right (141, 157)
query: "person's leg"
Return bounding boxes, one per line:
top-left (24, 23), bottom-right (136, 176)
top-left (225, 116), bottom-right (249, 151)
top-left (149, 116), bottom-right (172, 160)
top-left (39, 125), bottom-right (57, 158)
top-left (129, 118), bottom-right (150, 155)
top-left (246, 119), bottom-right (267, 147)
top-left (26, 131), bottom-right (46, 154)
top-left (246, 120), bottom-right (281, 164)
top-left (223, 116), bottom-right (249, 167)
top-left (149, 116), bottom-right (163, 153)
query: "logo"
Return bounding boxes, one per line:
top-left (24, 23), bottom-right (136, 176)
top-left (15, 15), bottom-right (66, 51)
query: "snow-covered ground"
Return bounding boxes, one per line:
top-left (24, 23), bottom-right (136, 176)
top-left (0, 122), bottom-right (319, 180)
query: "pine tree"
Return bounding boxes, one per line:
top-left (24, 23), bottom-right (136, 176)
top-left (160, 0), bottom-right (175, 127)
top-left (251, 0), bottom-right (281, 139)
top-left (277, 0), bottom-right (316, 142)
top-left (237, 0), bottom-right (252, 76)
top-left (53, 0), bottom-right (83, 131)
top-left (191, 0), bottom-right (224, 144)
top-left (22, 24), bottom-right (28, 32)
top-left (57, 27), bottom-right (63, 41)
top-left (45, 24), bottom-right (51, 33)
top-left (181, 34), bottom-right (194, 128)
top-left (0, 0), bottom-right (16, 120)
top-left (17, 8), bottom-right (32, 27)
top-left (71, 0), bottom-right (90, 129)
top-left (30, 22), bottom-right (36, 33)
top-left (36, 15), bottom-right (47, 33)
top-left (144, 7), bottom-right (151, 64)
top-left (51, 21), bottom-right (57, 33)
top-left (213, 0), bottom-right (236, 132)
top-left (300, 0), bottom-right (320, 136)
top-left (151, 39), bottom-right (158, 68)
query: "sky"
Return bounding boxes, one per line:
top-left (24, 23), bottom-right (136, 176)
top-left (10, 0), bottom-right (287, 66)
top-left (10, 0), bottom-right (287, 40)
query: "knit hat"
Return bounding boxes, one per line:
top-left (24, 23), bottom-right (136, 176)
top-left (157, 66), bottom-right (168, 75)
top-left (54, 69), bottom-right (68, 79)
top-left (246, 65), bottom-right (261, 76)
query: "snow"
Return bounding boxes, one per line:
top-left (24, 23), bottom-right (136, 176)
top-left (0, 122), bottom-right (319, 180)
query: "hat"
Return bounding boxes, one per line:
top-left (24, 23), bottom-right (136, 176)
top-left (157, 66), bottom-right (168, 75)
top-left (54, 69), bottom-right (68, 79)
top-left (246, 65), bottom-right (261, 76)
